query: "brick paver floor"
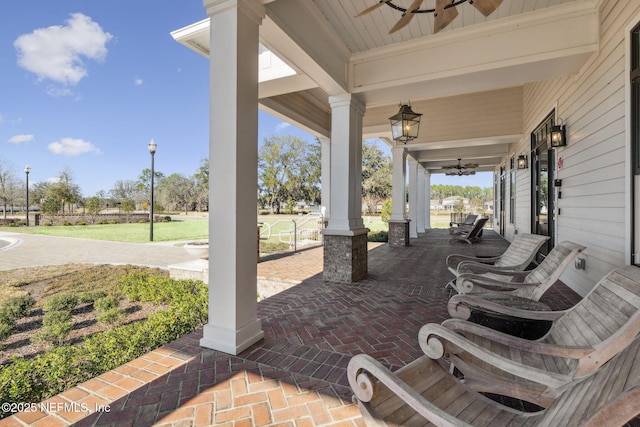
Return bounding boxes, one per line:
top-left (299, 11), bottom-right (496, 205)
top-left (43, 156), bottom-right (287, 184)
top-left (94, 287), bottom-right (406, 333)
top-left (0, 230), bottom-right (582, 426)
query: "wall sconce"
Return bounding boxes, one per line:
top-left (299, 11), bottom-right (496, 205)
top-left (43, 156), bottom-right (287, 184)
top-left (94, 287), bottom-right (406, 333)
top-left (389, 103), bottom-right (422, 144)
top-left (550, 119), bottom-right (567, 148)
top-left (517, 154), bottom-right (528, 170)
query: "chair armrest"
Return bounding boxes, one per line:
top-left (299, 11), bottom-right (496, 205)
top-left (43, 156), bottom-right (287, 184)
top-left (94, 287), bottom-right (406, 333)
top-left (457, 263), bottom-right (529, 279)
top-left (418, 323), bottom-right (575, 389)
top-left (447, 294), bottom-right (566, 321)
top-left (347, 354), bottom-right (472, 427)
top-left (455, 273), bottom-right (540, 294)
top-left (441, 319), bottom-right (592, 359)
top-left (446, 254), bottom-right (499, 270)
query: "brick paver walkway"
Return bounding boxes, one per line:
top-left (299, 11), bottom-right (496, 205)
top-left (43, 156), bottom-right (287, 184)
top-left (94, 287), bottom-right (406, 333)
top-left (0, 230), bottom-right (581, 426)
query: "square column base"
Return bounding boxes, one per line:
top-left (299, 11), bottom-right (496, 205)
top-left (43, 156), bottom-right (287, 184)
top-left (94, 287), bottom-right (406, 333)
top-left (323, 230), bottom-right (369, 282)
top-left (200, 319), bottom-right (264, 355)
top-left (389, 220), bottom-right (410, 247)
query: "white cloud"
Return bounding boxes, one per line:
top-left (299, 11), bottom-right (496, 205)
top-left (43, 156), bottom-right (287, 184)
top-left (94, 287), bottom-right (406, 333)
top-left (48, 137), bottom-right (102, 156)
top-left (47, 87), bottom-right (74, 97)
top-left (14, 13), bottom-right (112, 85)
top-left (8, 134), bottom-right (34, 144)
top-left (134, 78), bottom-right (143, 86)
top-left (275, 121), bottom-right (291, 132)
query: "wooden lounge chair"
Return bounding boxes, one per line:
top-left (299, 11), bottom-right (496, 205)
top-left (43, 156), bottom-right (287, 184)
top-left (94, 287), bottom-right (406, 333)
top-left (436, 264), bottom-right (640, 407)
top-left (445, 233), bottom-right (549, 289)
top-left (348, 331), bottom-right (640, 426)
top-left (449, 217), bottom-right (488, 244)
top-left (450, 241), bottom-right (585, 296)
top-left (448, 214), bottom-right (478, 234)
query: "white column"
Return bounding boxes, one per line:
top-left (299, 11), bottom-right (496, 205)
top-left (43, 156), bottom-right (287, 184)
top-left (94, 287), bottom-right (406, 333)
top-left (201, 0), bottom-right (264, 355)
top-left (408, 158), bottom-right (418, 238)
top-left (424, 170), bottom-right (431, 229)
top-left (325, 94), bottom-right (366, 233)
top-left (390, 146), bottom-right (407, 221)
top-left (417, 164), bottom-right (426, 233)
top-left (319, 136), bottom-right (331, 222)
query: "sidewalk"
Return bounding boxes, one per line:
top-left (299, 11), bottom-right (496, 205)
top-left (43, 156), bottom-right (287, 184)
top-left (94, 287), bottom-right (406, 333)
top-left (0, 232), bottom-right (200, 271)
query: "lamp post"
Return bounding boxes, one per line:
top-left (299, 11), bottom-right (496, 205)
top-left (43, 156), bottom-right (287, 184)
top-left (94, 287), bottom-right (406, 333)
top-left (24, 165), bottom-right (31, 226)
top-left (148, 139), bottom-right (157, 241)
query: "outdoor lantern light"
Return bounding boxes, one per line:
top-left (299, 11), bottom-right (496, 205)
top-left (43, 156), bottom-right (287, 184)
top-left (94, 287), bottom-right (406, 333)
top-left (517, 155), bottom-right (528, 170)
top-left (148, 139), bottom-right (157, 242)
top-left (389, 103), bottom-right (422, 144)
top-left (24, 165), bottom-right (31, 226)
top-left (550, 120), bottom-right (567, 148)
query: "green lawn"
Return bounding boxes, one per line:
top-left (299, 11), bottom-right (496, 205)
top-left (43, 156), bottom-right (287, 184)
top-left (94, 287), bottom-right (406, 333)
top-left (0, 219), bottom-right (208, 243)
top-left (0, 213), bottom-right (452, 244)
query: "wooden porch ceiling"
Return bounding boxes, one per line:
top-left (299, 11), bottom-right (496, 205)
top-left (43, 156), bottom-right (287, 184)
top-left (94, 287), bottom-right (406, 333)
top-left (172, 0), bottom-right (598, 172)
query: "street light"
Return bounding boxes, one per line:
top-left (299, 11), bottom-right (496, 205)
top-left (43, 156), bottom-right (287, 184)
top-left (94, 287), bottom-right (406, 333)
top-left (148, 139), bottom-right (157, 241)
top-left (24, 165), bottom-right (31, 226)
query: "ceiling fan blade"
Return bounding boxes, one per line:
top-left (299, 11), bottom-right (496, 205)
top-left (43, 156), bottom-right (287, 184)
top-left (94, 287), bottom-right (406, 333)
top-left (433, 0), bottom-right (458, 33)
top-left (469, 0), bottom-right (503, 17)
top-left (463, 163), bottom-right (479, 168)
top-left (354, 1), bottom-right (387, 18)
top-left (388, 0), bottom-right (423, 34)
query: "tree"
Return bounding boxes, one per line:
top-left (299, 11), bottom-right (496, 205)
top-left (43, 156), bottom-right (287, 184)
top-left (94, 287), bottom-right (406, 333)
top-left (55, 168), bottom-right (82, 214)
top-left (258, 136), bottom-right (320, 214)
top-left (380, 199), bottom-right (392, 223)
top-left (158, 173), bottom-right (194, 214)
top-left (137, 168), bottom-right (164, 213)
top-left (361, 141), bottom-right (392, 213)
top-left (192, 158), bottom-right (209, 212)
top-left (110, 179), bottom-right (146, 210)
top-left (0, 160), bottom-right (21, 219)
top-left (120, 198), bottom-right (136, 222)
top-left (85, 197), bottom-right (102, 224)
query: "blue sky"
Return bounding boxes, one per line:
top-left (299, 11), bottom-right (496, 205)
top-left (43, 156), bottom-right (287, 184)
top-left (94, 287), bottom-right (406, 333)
top-left (0, 1), bottom-right (491, 197)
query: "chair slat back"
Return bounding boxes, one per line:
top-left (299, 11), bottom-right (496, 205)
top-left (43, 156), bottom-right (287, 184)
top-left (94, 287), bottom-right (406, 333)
top-left (513, 241), bottom-right (585, 300)
top-left (550, 266), bottom-right (640, 348)
top-left (494, 233), bottom-right (549, 269)
top-left (538, 335), bottom-right (640, 426)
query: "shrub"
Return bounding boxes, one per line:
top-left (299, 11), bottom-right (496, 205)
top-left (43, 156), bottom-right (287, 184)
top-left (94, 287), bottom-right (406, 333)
top-left (0, 322), bottom-right (13, 343)
top-left (97, 307), bottom-right (125, 327)
top-left (380, 199), bottom-right (392, 223)
top-left (43, 294), bottom-right (78, 312)
top-left (93, 295), bottom-right (119, 312)
top-left (32, 310), bottom-right (73, 346)
top-left (0, 294), bottom-right (35, 324)
top-left (0, 274), bottom-right (207, 416)
top-left (259, 241), bottom-right (290, 254)
top-left (78, 290), bottom-right (108, 304)
top-left (62, 221), bottom-right (73, 226)
top-left (368, 230), bottom-right (388, 242)
top-left (109, 220), bottom-right (119, 225)
top-left (76, 221), bottom-right (87, 226)
top-left (0, 294), bottom-right (36, 343)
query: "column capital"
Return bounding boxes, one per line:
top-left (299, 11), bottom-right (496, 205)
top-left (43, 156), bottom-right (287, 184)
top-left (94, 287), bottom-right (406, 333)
top-left (391, 145), bottom-right (406, 156)
top-left (328, 93), bottom-right (365, 115)
top-left (204, 0), bottom-right (265, 24)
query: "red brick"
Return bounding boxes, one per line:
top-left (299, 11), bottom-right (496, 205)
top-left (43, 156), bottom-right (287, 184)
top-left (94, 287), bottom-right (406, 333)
top-left (234, 391), bottom-right (267, 406)
top-left (267, 388), bottom-right (287, 410)
top-left (215, 407), bottom-right (251, 423)
top-left (272, 405), bottom-right (310, 423)
top-left (194, 403), bottom-right (213, 426)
